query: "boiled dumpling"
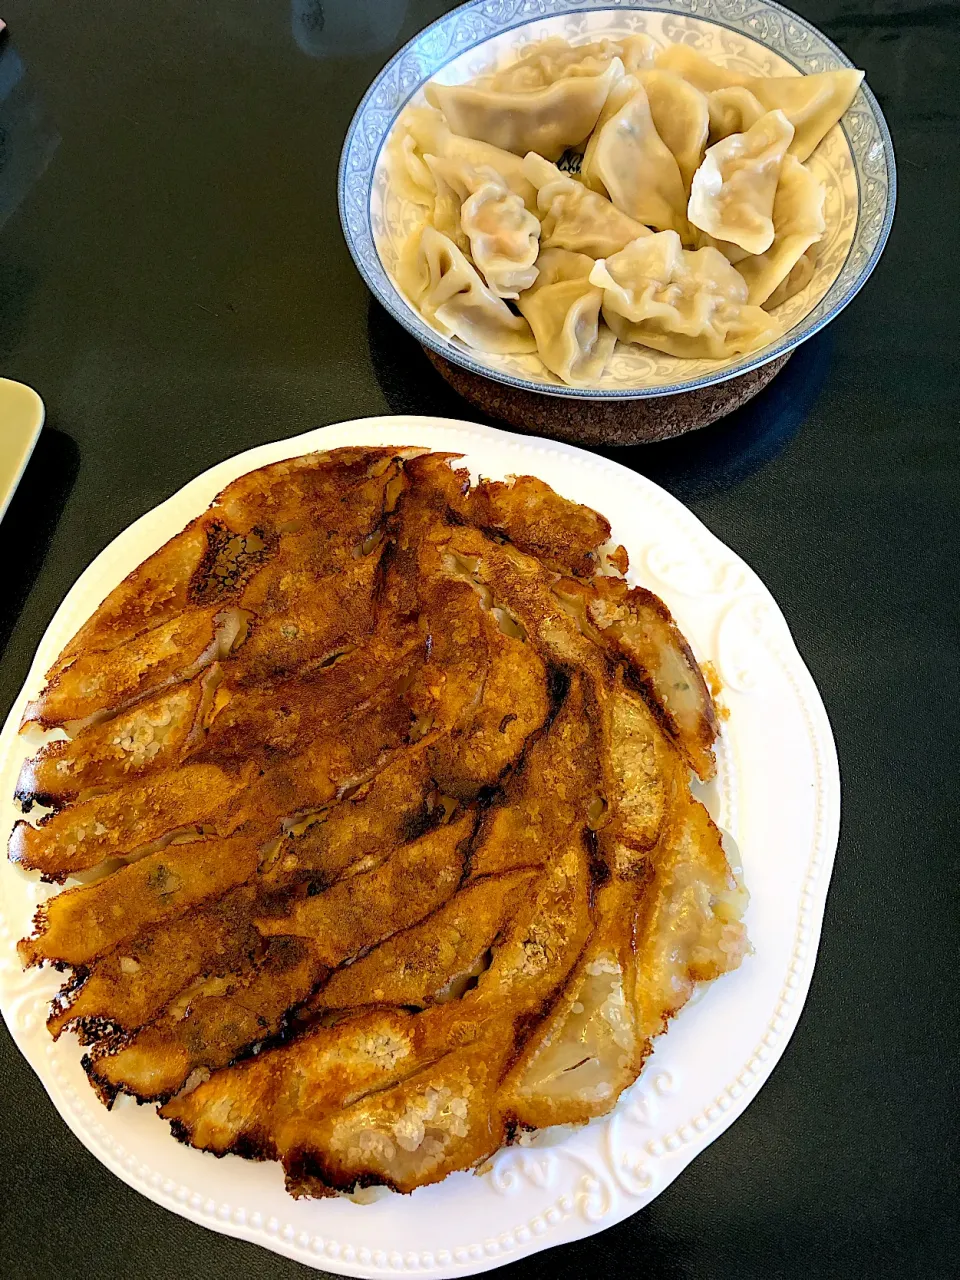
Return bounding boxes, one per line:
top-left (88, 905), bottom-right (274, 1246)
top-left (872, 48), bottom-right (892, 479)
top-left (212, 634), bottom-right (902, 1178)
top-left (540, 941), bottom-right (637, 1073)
top-left (423, 153), bottom-right (473, 254)
top-left (522, 153), bottom-right (651, 259)
top-left (386, 118), bottom-right (438, 206)
top-left (397, 224), bottom-right (537, 354)
top-left (579, 73), bottom-right (640, 194)
top-left (400, 108), bottom-right (538, 212)
top-left (746, 69), bottom-right (864, 161)
top-left (638, 69), bottom-right (710, 194)
top-left (481, 37), bottom-right (621, 92)
top-left (590, 230), bottom-right (780, 359)
top-left (734, 155), bottom-right (825, 305)
top-left (425, 59), bottom-right (624, 161)
top-left (706, 86), bottom-right (766, 141)
top-left (764, 245), bottom-right (818, 309)
top-left (483, 34), bottom-right (654, 92)
top-left (654, 45), bottom-right (749, 94)
top-left (616, 34), bottom-right (657, 74)
top-left (580, 82), bottom-right (689, 234)
top-left (687, 110), bottom-right (795, 255)
top-left (424, 156), bottom-right (541, 297)
top-left (517, 248), bottom-right (616, 386)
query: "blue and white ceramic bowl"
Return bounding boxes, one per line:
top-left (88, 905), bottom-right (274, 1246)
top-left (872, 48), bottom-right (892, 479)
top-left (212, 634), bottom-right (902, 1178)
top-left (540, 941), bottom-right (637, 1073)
top-left (338, 0), bottom-right (895, 400)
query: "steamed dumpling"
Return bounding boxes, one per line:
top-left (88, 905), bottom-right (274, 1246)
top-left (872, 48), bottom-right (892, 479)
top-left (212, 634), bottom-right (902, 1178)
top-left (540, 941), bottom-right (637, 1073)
top-left (522, 153), bottom-right (651, 258)
top-left (638, 69), bottom-right (710, 194)
top-left (424, 156), bottom-right (541, 296)
top-left (386, 116), bottom-right (438, 206)
top-left (746, 68), bottom-right (864, 161)
top-left (397, 224), bottom-right (537, 354)
top-left (517, 248), bottom-right (617, 386)
top-left (764, 245), bottom-right (818, 309)
top-left (654, 45), bottom-right (749, 94)
top-left (579, 73), bottom-right (640, 194)
top-left (580, 82), bottom-right (688, 234)
top-left (707, 86), bottom-right (766, 142)
top-left (425, 59), bottom-right (624, 161)
top-left (735, 155), bottom-right (825, 305)
top-left (400, 108), bottom-right (538, 211)
top-left (460, 177), bottom-right (541, 299)
top-left (590, 230), bottom-right (780, 359)
top-left (687, 110), bottom-right (795, 255)
top-left (483, 34), bottom-right (655, 92)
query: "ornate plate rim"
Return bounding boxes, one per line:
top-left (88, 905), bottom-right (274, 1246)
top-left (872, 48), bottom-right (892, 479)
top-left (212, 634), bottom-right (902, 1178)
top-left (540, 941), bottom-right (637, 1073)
top-left (0, 416), bottom-right (841, 1276)
top-left (337, 0), bottom-right (896, 400)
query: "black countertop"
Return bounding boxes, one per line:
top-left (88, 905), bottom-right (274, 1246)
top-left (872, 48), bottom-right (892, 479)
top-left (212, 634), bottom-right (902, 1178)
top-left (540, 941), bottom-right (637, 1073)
top-left (0, 2), bottom-right (957, 1277)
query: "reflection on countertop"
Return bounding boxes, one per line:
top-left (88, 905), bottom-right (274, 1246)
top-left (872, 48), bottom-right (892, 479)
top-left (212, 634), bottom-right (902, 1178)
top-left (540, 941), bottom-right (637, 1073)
top-left (0, 39), bottom-right (59, 234)
top-left (291, 0), bottom-right (408, 58)
top-left (369, 293), bottom-right (832, 501)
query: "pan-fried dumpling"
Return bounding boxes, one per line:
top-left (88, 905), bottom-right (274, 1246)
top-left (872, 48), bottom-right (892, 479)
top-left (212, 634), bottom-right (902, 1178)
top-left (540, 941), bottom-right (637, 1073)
top-left (517, 248), bottom-right (616, 387)
top-left (522, 153), bottom-right (651, 259)
top-left (580, 82), bottom-right (688, 234)
top-left (590, 230), bottom-right (780, 360)
top-left (764, 245), bottom-right (818, 309)
top-left (734, 155), bottom-right (825, 305)
top-left (638, 69), bottom-right (710, 194)
top-left (397, 224), bottom-right (537, 354)
top-left (425, 59), bottom-right (623, 161)
top-left (687, 110), bottom-right (795, 255)
top-left (707, 86), bottom-right (766, 141)
top-left (746, 68), bottom-right (864, 162)
top-left (654, 45), bottom-right (749, 94)
top-left (399, 108), bottom-right (538, 212)
top-left (424, 156), bottom-right (541, 296)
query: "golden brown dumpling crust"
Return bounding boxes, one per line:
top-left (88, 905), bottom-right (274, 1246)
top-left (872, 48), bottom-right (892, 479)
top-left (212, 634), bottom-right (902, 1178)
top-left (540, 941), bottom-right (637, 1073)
top-left (13, 447), bottom-right (746, 1195)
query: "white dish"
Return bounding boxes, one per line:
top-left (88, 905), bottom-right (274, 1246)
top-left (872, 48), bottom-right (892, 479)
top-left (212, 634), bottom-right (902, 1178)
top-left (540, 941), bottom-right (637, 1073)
top-left (0, 378), bottom-right (44, 521)
top-left (0, 416), bottom-right (840, 1276)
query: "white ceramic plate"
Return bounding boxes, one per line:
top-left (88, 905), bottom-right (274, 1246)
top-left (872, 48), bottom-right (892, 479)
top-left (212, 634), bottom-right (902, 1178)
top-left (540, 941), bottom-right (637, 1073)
top-left (339, 0), bottom-right (895, 399)
top-left (0, 417), bottom-right (840, 1277)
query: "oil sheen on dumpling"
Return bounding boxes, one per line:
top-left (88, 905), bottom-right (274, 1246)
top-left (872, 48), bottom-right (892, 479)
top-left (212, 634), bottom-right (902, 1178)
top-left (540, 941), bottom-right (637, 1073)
top-left (424, 156), bottom-right (541, 297)
top-left (397, 224), bottom-right (537, 354)
top-left (590, 229), bottom-right (780, 360)
top-left (637, 69), bottom-right (710, 194)
top-left (706, 86), bottom-right (766, 142)
top-left (425, 59), bottom-right (623, 161)
top-left (522, 153), bottom-right (651, 259)
top-left (687, 109), bottom-right (795, 255)
top-left (734, 155), bottom-right (825, 305)
top-left (517, 248), bottom-right (616, 387)
top-left (746, 68), bottom-right (864, 162)
top-left (399, 107), bottom-right (538, 212)
top-left (580, 81), bottom-right (688, 234)
top-left (654, 44), bottom-right (749, 94)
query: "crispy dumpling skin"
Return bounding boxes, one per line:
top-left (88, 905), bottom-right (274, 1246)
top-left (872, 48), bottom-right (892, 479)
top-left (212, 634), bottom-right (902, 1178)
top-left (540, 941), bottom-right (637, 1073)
top-left (9, 761), bottom-right (254, 882)
top-left (13, 447), bottom-right (746, 1198)
top-left (46, 888), bottom-right (259, 1040)
top-left (18, 834), bottom-right (262, 967)
top-left (84, 935), bottom-right (323, 1104)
